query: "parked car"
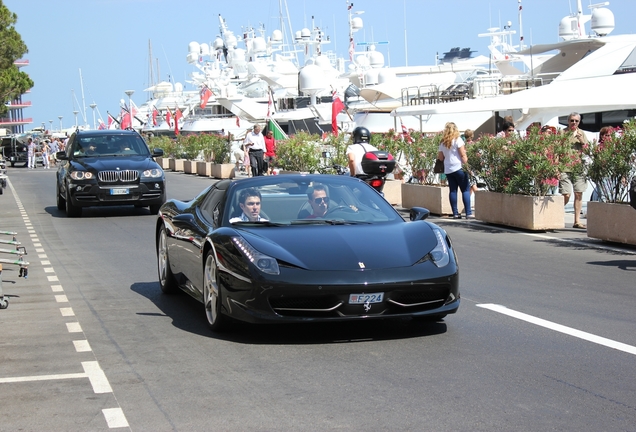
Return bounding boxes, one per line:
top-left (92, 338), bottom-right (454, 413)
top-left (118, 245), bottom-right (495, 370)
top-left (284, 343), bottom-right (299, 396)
top-left (156, 174), bottom-right (460, 331)
top-left (56, 129), bottom-right (166, 217)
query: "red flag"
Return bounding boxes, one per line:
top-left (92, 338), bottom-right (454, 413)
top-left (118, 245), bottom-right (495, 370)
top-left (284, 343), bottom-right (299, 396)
top-left (266, 88), bottom-right (274, 119)
top-left (120, 111), bottom-right (131, 130)
top-left (107, 115), bottom-right (114, 129)
top-left (331, 90), bottom-right (345, 136)
top-left (400, 118), bottom-right (413, 143)
top-left (174, 106), bottom-right (182, 135)
top-left (152, 108), bottom-right (158, 126)
top-left (200, 86), bottom-right (213, 109)
top-left (165, 109), bottom-right (172, 127)
top-left (236, 116), bottom-right (240, 127)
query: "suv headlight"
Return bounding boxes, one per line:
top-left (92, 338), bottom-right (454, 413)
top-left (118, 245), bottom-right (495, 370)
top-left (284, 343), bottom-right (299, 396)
top-left (70, 171), bottom-right (94, 180)
top-left (142, 168), bottom-right (163, 178)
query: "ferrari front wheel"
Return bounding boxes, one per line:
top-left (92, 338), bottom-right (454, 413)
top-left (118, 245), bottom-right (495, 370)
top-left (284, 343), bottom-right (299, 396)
top-left (203, 250), bottom-right (225, 331)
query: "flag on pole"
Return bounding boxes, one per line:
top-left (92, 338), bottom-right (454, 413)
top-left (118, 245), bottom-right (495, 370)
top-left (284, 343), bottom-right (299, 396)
top-left (120, 108), bottom-right (131, 130)
top-left (266, 87), bottom-right (274, 119)
top-left (200, 86), bottom-right (213, 109)
top-left (400, 118), bottom-right (413, 143)
top-left (165, 108), bottom-right (173, 128)
top-left (174, 106), bottom-right (182, 135)
top-left (331, 89), bottom-right (345, 136)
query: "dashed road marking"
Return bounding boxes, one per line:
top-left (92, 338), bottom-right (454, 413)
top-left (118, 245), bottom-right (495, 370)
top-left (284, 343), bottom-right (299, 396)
top-left (73, 340), bottom-right (92, 352)
top-left (60, 307), bottom-right (75, 317)
top-left (102, 408), bottom-right (130, 428)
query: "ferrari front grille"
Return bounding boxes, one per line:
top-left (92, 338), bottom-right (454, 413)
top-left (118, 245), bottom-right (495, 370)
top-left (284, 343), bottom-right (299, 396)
top-left (98, 170), bottom-right (139, 183)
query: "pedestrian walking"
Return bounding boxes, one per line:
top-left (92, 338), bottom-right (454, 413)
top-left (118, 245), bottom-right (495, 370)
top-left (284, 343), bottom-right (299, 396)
top-left (244, 124), bottom-right (266, 176)
top-left (438, 122), bottom-right (473, 219)
top-left (559, 112), bottom-right (589, 229)
top-left (27, 138), bottom-right (36, 169)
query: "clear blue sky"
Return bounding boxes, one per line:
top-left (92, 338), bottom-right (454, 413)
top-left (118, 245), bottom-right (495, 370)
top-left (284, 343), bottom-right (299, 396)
top-left (6, 0), bottom-right (636, 131)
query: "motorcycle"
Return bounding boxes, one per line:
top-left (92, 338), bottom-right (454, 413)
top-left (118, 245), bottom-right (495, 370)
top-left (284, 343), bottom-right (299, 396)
top-left (358, 150), bottom-right (396, 194)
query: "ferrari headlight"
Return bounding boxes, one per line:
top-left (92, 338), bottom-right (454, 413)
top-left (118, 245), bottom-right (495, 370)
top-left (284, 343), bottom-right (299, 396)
top-left (232, 237), bottom-right (280, 275)
top-left (70, 171), bottom-right (94, 180)
top-left (430, 227), bottom-right (450, 268)
top-left (142, 168), bottom-right (163, 178)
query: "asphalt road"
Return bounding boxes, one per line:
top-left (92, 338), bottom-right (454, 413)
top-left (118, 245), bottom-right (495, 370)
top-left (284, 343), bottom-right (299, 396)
top-left (1, 166), bottom-right (635, 432)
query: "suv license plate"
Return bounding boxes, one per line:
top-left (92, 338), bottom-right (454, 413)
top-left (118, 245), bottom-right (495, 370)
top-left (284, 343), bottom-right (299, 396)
top-left (111, 188), bottom-right (129, 195)
top-left (349, 293), bottom-right (384, 304)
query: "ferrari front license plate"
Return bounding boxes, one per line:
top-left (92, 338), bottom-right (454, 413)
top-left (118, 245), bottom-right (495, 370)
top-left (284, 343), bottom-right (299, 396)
top-left (110, 188), bottom-right (129, 195)
top-left (349, 293), bottom-right (384, 304)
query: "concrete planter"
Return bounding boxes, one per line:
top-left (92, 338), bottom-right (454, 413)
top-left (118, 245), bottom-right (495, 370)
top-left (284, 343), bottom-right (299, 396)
top-left (475, 191), bottom-right (564, 231)
top-left (211, 163), bottom-right (235, 179)
top-left (156, 157), bottom-right (170, 170)
top-left (183, 160), bottom-right (197, 174)
top-left (587, 201), bottom-right (636, 245)
top-left (169, 158), bottom-right (186, 172)
top-left (382, 179), bottom-right (402, 207)
top-left (196, 161), bottom-right (213, 177)
top-left (401, 183), bottom-right (463, 215)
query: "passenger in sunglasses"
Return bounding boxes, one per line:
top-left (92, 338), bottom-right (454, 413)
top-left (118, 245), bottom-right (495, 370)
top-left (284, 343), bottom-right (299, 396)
top-left (305, 184), bottom-right (330, 219)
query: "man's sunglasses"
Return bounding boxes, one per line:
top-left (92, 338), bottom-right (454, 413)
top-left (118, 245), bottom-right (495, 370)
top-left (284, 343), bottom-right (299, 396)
top-left (314, 197), bottom-right (330, 204)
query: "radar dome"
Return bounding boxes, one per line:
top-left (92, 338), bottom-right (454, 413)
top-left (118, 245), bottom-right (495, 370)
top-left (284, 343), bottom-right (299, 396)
top-left (591, 8), bottom-right (615, 36)
top-left (351, 17), bottom-right (363, 31)
top-left (252, 37), bottom-right (267, 53)
top-left (200, 43), bottom-right (210, 57)
top-left (368, 50), bottom-right (385, 68)
top-left (213, 37), bottom-right (224, 50)
top-left (301, 28), bottom-right (311, 39)
top-left (559, 16), bottom-right (578, 40)
top-left (174, 82), bottom-right (183, 93)
top-left (224, 33), bottom-right (238, 48)
top-left (188, 41), bottom-right (200, 54)
top-left (271, 29), bottom-right (283, 43)
top-left (299, 64), bottom-right (327, 94)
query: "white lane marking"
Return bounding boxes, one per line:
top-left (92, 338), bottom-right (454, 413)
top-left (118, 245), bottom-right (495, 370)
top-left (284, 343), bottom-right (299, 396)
top-left (82, 361), bottom-right (113, 393)
top-left (41, 260), bottom-right (49, 265)
top-left (44, 267), bottom-right (55, 273)
top-left (66, 322), bottom-right (82, 333)
top-left (54, 295), bottom-right (68, 303)
top-left (38, 254), bottom-right (47, 259)
top-left (0, 372), bottom-right (87, 384)
top-left (34, 243), bottom-right (42, 247)
top-left (73, 340), bottom-right (92, 352)
top-left (47, 275), bottom-right (59, 282)
top-left (102, 408), bottom-right (129, 428)
top-left (51, 284), bottom-right (64, 292)
top-left (477, 303), bottom-right (636, 356)
top-left (60, 307), bottom-right (75, 317)
top-left (35, 248), bottom-right (44, 253)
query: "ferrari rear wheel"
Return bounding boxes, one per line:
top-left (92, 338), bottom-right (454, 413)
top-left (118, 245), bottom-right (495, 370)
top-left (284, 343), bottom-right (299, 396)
top-left (203, 250), bottom-right (224, 331)
top-left (157, 228), bottom-right (177, 294)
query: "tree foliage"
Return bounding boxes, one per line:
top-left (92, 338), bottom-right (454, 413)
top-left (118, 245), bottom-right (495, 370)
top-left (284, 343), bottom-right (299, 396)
top-left (0, 1), bottom-right (33, 117)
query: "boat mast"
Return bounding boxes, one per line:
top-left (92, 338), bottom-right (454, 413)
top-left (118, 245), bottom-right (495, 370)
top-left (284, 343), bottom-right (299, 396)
top-left (518, 0), bottom-right (525, 51)
top-left (79, 69), bottom-right (88, 127)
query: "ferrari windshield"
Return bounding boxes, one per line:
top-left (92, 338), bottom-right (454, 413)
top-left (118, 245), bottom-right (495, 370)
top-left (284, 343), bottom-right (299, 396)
top-left (225, 176), bottom-right (402, 225)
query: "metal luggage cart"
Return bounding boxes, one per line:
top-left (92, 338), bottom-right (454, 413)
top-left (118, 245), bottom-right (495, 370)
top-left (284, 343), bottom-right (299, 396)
top-left (0, 231), bottom-right (29, 309)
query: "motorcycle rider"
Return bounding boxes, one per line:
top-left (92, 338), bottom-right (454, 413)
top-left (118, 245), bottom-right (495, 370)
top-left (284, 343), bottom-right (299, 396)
top-left (346, 126), bottom-right (378, 177)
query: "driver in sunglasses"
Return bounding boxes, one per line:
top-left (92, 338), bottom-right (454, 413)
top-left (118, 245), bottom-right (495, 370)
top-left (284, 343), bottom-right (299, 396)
top-left (305, 184), bottom-right (330, 219)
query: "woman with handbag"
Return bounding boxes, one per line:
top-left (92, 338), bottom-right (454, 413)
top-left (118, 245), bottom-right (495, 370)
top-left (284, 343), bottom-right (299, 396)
top-left (437, 122), bottom-right (474, 219)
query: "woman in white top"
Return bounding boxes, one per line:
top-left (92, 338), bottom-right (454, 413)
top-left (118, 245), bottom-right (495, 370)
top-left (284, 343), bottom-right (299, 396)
top-left (437, 122), bottom-right (473, 219)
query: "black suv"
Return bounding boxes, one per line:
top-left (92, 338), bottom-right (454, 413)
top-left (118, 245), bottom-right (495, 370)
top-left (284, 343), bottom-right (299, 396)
top-left (56, 129), bottom-right (166, 217)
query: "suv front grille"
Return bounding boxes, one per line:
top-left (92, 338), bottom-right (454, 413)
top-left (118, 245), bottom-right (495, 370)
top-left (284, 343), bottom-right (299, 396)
top-left (98, 170), bottom-right (139, 183)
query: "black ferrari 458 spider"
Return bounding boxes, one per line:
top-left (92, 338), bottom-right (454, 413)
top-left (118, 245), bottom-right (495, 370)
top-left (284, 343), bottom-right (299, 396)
top-left (156, 174), bottom-right (459, 330)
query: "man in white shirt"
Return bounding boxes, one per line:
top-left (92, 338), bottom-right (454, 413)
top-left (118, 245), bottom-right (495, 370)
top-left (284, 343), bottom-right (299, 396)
top-left (229, 188), bottom-right (268, 223)
top-left (346, 126), bottom-right (378, 176)
top-left (244, 124), bottom-right (266, 176)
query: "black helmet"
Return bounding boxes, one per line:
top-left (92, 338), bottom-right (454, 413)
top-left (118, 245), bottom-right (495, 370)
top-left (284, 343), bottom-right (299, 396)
top-left (352, 126), bottom-right (371, 143)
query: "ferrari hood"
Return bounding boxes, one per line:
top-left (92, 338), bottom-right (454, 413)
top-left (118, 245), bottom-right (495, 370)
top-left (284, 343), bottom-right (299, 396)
top-left (241, 221), bottom-right (441, 271)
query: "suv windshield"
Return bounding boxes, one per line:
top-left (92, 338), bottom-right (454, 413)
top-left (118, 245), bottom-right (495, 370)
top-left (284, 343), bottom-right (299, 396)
top-left (72, 134), bottom-right (149, 157)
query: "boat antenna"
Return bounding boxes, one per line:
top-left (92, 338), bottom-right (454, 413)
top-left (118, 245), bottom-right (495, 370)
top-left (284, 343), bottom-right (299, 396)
top-left (79, 69), bottom-right (88, 127)
top-left (403, 0), bottom-right (408, 66)
top-left (518, 0), bottom-right (525, 51)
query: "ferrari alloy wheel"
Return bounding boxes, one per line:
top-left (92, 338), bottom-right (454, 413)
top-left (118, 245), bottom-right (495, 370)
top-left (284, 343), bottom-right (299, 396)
top-left (157, 228), bottom-right (177, 294)
top-left (203, 250), bottom-right (224, 331)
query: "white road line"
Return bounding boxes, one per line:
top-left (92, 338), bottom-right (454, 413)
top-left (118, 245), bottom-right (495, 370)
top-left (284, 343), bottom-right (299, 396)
top-left (44, 267), bottom-right (55, 273)
top-left (477, 303), bottom-right (636, 356)
top-left (82, 361), bottom-right (113, 393)
top-left (73, 340), bottom-right (92, 352)
top-left (66, 322), bottom-right (82, 333)
top-left (60, 307), bottom-right (75, 316)
top-left (54, 295), bottom-right (68, 303)
top-left (41, 260), bottom-right (49, 264)
top-left (51, 284), bottom-right (64, 292)
top-left (0, 372), bottom-right (87, 384)
top-left (47, 275), bottom-right (59, 282)
top-left (102, 408), bottom-right (129, 428)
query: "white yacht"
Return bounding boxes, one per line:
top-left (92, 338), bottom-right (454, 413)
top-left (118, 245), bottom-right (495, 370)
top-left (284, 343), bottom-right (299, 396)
top-left (391, 1), bottom-right (636, 136)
